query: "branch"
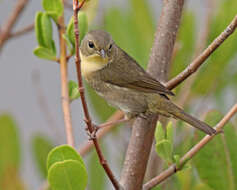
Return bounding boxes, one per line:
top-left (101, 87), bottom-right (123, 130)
top-left (120, 1), bottom-right (184, 189)
top-left (58, 9), bottom-right (75, 147)
top-left (0, 0), bottom-right (29, 51)
top-left (143, 103), bottom-right (237, 190)
top-left (79, 111), bottom-right (124, 156)
top-left (72, 0), bottom-right (121, 189)
top-left (7, 23), bottom-right (34, 39)
top-left (166, 14), bottom-right (237, 90)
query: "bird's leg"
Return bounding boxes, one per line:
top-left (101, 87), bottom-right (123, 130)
top-left (92, 117), bottom-right (130, 132)
top-left (83, 118), bottom-right (97, 140)
top-left (85, 114), bottom-right (131, 140)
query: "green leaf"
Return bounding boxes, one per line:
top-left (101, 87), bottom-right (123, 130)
top-left (33, 46), bottom-right (57, 61)
top-left (155, 122), bottom-right (165, 142)
top-left (68, 80), bottom-right (80, 102)
top-left (193, 183), bottom-right (214, 190)
top-left (63, 34), bottom-right (75, 55)
top-left (174, 154), bottom-right (181, 169)
top-left (193, 110), bottom-right (237, 190)
top-left (41, 13), bottom-right (53, 49)
top-left (176, 168), bottom-right (193, 190)
top-left (78, 12), bottom-right (88, 42)
top-left (35, 12), bottom-right (54, 49)
top-left (35, 12), bottom-right (45, 47)
top-left (42, 0), bottom-right (63, 22)
top-left (0, 114), bottom-right (20, 178)
top-left (66, 16), bottom-right (75, 45)
top-left (222, 118), bottom-right (237, 189)
top-left (166, 121), bottom-right (174, 145)
top-left (32, 135), bottom-right (54, 178)
top-left (156, 139), bottom-right (172, 164)
top-left (66, 12), bottom-right (88, 54)
top-left (47, 145), bottom-right (85, 170)
top-left (48, 160), bottom-right (87, 190)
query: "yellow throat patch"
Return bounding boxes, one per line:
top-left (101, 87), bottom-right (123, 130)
top-left (80, 51), bottom-right (108, 77)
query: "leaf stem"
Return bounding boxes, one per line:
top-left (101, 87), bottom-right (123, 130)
top-left (58, 8), bottom-right (75, 147)
top-left (166, 14), bottom-right (237, 90)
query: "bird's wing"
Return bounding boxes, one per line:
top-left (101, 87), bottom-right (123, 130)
top-left (101, 48), bottom-right (174, 96)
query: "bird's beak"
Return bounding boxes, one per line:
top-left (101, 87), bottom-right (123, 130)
top-left (99, 49), bottom-right (106, 59)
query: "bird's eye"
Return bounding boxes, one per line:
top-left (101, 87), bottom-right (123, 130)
top-left (108, 44), bottom-right (112, 50)
top-left (88, 41), bottom-right (94, 48)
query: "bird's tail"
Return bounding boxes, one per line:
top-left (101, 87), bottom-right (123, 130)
top-left (172, 108), bottom-right (216, 135)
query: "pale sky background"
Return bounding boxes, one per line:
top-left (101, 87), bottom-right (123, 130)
top-left (0, 0), bottom-right (210, 189)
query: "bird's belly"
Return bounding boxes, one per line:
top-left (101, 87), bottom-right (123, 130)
top-left (90, 81), bottom-right (148, 114)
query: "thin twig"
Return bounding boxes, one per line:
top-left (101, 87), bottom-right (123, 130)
top-left (79, 111), bottom-right (124, 156)
top-left (143, 103), bottom-right (237, 190)
top-left (0, 0), bottom-right (29, 51)
top-left (31, 70), bottom-right (62, 142)
top-left (166, 14), bottom-right (237, 90)
top-left (7, 23), bottom-right (34, 39)
top-left (72, 0), bottom-right (121, 189)
top-left (58, 10), bottom-right (75, 147)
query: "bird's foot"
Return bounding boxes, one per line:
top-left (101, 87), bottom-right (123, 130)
top-left (92, 117), bottom-right (130, 132)
top-left (85, 125), bottom-right (98, 141)
top-left (84, 121), bottom-right (98, 140)
top-left (85, 117), bottom-right (129, 140)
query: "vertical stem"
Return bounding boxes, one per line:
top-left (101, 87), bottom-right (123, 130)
top-left (72, 1), bottom-right (120, 189)
top-left (120, 1), bottom-right (184, 189)
top-left (58, 10), bottom-right (75, 147)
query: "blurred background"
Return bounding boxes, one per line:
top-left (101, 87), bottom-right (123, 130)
top-left (0, 0), bottom-right (237, 189)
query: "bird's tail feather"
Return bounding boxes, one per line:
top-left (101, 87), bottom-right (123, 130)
top-left (172, 108), bottom-right (216, 135)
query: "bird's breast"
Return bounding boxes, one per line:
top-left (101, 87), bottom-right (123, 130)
top-left (80, 51), bottom-right (108, 77)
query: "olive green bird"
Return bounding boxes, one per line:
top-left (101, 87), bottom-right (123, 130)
top-left (80, 30), bottom-right (216, 135)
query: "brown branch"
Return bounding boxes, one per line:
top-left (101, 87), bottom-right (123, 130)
top-left (58, 8), bottom-right (75, 147)
top-left (143, 103), bottom-right (237, 190)
top-left (0, 0), bottom-right (29, 51)
top-left (32, 70), bottom-right (62, 141)
top-left (120, 1), bottom-right (184, 189)
top-left (72, 0), bottom-right (121, 189)
top-left (7, 23), bottom-right (34, 39)
top-left (166, 14), bottom-right (237, 90)
top-left (64, 0), bottom-right (73, 9)
top-left (79, 111), bottom-right (124, 156)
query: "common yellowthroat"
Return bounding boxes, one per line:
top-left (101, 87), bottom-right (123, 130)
top-left (80, 30), bottom-right (216, 135)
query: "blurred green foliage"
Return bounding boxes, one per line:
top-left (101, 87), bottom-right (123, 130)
top-left (1, 0), bottom-right (237, 189)
top-left (192, 0), bottom-right (237, 96)
top-left (32, 135), bottom-right (54, 179)
top-left (193, 111), bottom-right (237, 190)
top-left (0, 114), bottom-right (24, 190)
top-left (88, 148), bottom-right (106, 190)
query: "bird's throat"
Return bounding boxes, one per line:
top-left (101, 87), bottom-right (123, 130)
top-left (80, 51), bottom-right (108, 77)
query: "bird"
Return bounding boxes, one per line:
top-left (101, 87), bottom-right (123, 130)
top-left (79, 30), bottom-right (216, 135)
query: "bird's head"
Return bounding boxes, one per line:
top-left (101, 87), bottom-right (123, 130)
top-left (80, 30), bottom-right (115, 64)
